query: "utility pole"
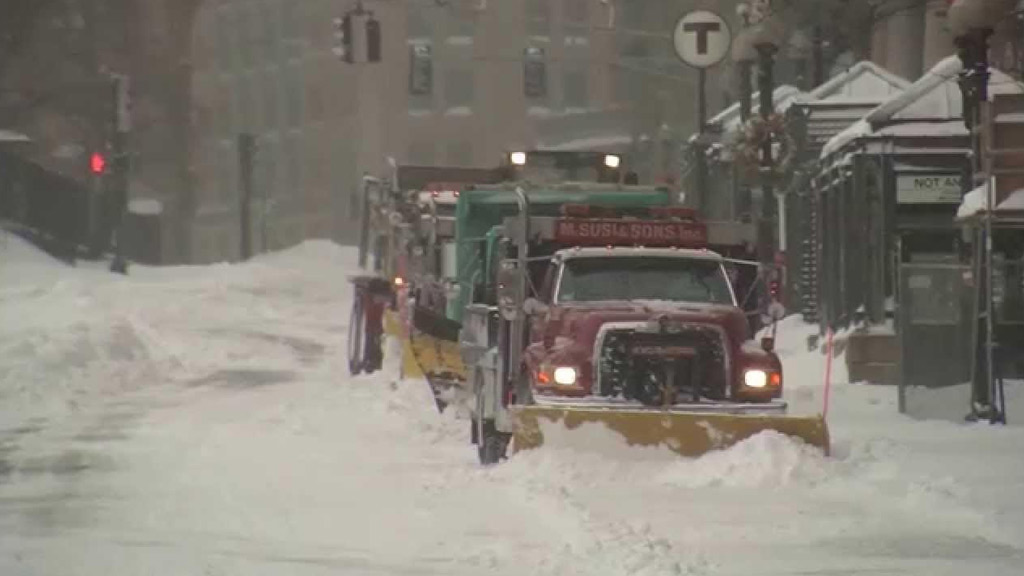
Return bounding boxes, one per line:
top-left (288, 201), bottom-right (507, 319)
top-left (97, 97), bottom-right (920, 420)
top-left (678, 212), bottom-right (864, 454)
top-left (238, 133), bottom-right (255, 261)
top-left (756, 42), bottom-right (778, 265)
top-left (812, 25), bottom-right (825, 88)
top-left (108, 74), bottom-right (131, 274)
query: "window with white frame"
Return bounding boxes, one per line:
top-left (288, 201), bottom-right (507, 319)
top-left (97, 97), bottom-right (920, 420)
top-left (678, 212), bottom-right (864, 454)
top-left (563, 67), bottom-right (589, 109)
top-left (443, 68), bottom-right (474, 111)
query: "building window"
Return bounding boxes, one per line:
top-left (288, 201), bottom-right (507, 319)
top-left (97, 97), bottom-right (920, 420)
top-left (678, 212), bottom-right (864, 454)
top-left (237, 73), bottom-right (256, 129)
top-left (240, 4), bottom-right (259, 71)
top-left (524, 47), bottom-right (548, 99)
top-left (408, 6), bottom-right (433, 40)
top-left (526, 0), bottom-right (550, 37)
top-left (444, 68), bottom-right (474, 110)
top-left (446, 141), bottom-right (472, 166)
top-left (261, 0), bottom-right (280, 63)
top-left (563, 68), bottom-right (589, 109)
top-left (621, 0), bottom-right (646, 28)
top-left (564, 0), bottom-right (588, 25)
top-left (215, 7), bottom-right (235, 74)
top-left (286, 65), bottom-right (303, 127)
top-left (262, 70), bottom-right (280, 131)
top-left (409, 44), bottom-right (433, 95)
top-left (447, 12), bottom-right (475, 42)
top-left (408, 141), bottom-right (435, 165)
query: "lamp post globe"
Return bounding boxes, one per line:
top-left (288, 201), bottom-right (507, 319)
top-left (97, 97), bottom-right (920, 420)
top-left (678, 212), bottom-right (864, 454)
top-left (948, 0), bottom-right (1014, 35)
top-left (732, 27), bottom-right (758, 63)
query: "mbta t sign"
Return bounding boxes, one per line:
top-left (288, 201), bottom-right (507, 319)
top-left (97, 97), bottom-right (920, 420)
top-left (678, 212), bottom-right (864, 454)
top-left (673, 10), bottom-right (732, 69)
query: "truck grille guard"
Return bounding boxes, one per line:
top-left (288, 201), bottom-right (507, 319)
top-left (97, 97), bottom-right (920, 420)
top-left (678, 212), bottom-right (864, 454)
top-left (591, 320), bottom-right (735, 405)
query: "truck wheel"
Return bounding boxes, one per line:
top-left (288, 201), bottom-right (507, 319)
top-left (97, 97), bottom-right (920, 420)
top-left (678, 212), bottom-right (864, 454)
top-left (516, 374), bottom-right (535, 405)
top-left (477, 418), bottom-right (510, 466)
top-left (347, 296), bottom-right (365, 376)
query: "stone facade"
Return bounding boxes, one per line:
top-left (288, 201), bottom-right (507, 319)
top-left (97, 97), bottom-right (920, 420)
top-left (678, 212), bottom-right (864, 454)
top-left (871, 0), bottom-right (1023, 82)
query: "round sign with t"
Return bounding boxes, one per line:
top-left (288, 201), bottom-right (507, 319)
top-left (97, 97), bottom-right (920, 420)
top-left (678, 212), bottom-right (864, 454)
top-left (673, 10), bottom-right (732, 69)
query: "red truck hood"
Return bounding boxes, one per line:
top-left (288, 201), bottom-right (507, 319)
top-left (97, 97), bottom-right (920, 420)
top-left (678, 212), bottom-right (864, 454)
top-left (552, 300), bottom-right (749, 340)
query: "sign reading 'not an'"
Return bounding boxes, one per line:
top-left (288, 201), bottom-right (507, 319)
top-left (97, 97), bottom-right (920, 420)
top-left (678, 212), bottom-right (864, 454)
top-left (673, 10), bottom-right (732, 69)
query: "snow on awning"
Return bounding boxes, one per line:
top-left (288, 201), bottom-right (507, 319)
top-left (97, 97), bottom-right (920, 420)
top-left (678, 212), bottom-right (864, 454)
top-left (957, 182), bottom-right (989, 219)
top-left (954, 179), bottom-right (1024, 220)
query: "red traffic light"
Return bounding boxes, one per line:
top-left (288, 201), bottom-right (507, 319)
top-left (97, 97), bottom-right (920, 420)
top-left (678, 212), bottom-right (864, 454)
top-left (90, 152), bottom-right (106, 174)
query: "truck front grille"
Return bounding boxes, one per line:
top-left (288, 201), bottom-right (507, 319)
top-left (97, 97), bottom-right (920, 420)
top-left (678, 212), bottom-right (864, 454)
top-left (597, 325), bottom-right (729, 405)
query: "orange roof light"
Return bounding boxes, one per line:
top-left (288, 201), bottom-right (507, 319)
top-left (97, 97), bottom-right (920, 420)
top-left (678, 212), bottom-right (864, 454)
top-left (561, 204), bottom-right (591, 217)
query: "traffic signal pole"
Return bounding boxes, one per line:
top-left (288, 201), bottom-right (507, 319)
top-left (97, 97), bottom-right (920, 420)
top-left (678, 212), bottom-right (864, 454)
top-left (238, 133), bottom-right (255, 261)
top-left (108, 74), bottom-right (130, 274)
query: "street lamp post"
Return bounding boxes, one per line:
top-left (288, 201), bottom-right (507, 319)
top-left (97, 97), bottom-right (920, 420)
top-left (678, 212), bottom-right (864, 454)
top-left (748, 6), bottom-right (786, 266)
top-left (948, 0), bottom-right (1016, 423)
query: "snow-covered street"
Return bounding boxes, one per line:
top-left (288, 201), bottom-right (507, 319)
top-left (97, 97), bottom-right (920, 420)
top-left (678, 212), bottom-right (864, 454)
top-left (2, 236), bottom-right (1024, 575)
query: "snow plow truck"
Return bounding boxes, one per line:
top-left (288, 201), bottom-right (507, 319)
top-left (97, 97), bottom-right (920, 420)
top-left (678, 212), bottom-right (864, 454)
top-left (351, 151), bottom-right (830, 463)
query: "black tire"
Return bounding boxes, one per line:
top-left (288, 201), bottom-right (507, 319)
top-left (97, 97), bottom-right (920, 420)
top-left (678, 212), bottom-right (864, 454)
top-left (476, 419), bottom-right (510, 466)
top-left (347, 296), bottom-right (365, 376)
top-left (516, 373), bottom-right (535, 406)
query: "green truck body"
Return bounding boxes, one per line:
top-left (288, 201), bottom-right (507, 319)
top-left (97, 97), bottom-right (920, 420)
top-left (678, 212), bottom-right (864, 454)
top-left (447, 185), bottom-right (673, 323)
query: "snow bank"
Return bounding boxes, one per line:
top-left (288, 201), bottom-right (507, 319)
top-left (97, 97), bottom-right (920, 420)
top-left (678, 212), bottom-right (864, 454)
top-left (0, 236), bottom-right (358, 431)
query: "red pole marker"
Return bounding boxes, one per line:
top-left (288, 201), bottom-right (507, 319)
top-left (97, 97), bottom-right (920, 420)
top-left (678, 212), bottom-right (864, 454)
top-left (823, 327), bottom-right (834, 420)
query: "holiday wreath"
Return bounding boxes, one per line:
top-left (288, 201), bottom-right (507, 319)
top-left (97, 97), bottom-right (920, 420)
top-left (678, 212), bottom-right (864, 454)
top-left (731, 112), bottom-right (796, 185)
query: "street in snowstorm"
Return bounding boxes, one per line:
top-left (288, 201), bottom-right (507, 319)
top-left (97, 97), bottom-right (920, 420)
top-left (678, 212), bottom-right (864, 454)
top-left (2, 237), bottom-right (1024, 575)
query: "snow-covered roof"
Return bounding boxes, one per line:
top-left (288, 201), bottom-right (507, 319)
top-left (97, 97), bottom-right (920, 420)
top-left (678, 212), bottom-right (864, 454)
top-left (821, 119), bottom-right (871, 157)
top-left (821, 57), bottom-right (1024, 158)
top-left (707, 85), bottom-right (805, 132)
top-left (866, 56), bottom-right (1024, 124)
top-left (804, 61), bottom-right (911, 104)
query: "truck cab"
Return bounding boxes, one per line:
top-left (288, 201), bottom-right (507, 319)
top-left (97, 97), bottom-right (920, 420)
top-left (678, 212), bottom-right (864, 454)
top-left (520, 247), bottom-right (782, 408)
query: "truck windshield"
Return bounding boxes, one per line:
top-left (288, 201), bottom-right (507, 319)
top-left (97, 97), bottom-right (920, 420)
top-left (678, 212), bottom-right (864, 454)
top-left (556, 256), bottom-right (734, 305)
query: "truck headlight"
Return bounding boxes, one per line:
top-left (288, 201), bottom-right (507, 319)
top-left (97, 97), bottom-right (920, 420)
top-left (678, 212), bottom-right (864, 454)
top-left (553, 366), bottom-right (578, 386)
top-left (744, 369), bottom-right (768, 388)
top-left (743, 369), bottom-right (781, 389)
top-left (510, 151), bottom-right (527, 166)
top-left (604, 154), bottom-right (621, 168)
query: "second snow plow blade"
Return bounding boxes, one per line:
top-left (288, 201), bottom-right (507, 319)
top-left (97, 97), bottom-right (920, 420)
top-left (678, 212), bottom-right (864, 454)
top-left (384, 307), bottom-right (467, 411)
top-left (510, 404), bottom-right (830, 458)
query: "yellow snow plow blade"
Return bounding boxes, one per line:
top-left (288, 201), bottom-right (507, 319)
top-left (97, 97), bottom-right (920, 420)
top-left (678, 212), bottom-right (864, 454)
top-left (510, 405), bottom-right (830, 457)
top-left (383, 309), bottom-right (466, 382)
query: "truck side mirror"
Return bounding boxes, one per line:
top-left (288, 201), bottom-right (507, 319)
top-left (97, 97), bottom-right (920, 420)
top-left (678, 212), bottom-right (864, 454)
top-left (496, 266), bottom-right (522, 321)
top-left (524, 297), bottom-right (549, 316)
